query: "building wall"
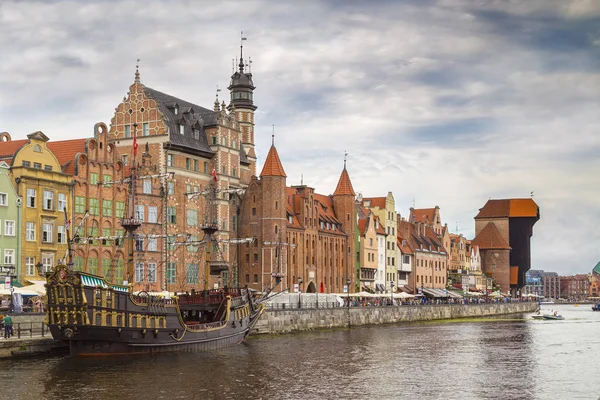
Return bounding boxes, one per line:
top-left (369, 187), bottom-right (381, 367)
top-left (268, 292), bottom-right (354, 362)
top-left (475, 218), bottom-right (509, 244)
top-left (358, 216), bottom-right (378, 290)
top-left (481, 249), bottom-right (511, 293)
top-left (0, 164), bottom-right (20, 278)
top-left (10, 133), bottom-right (71, 283)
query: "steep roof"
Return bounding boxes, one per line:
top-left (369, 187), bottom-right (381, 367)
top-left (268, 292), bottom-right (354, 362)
top-left (144, 86), bottom-right (215, 157)
top-left (593, 261), bottom-right (600, 275)
top-left (333, 167), bottom-right (355, 196)
top-left (362, 197), bottom-right (386, 209)
top-left (0, 139), bottom-right (28, 165)
top-left (47, 139), bottom-right (87, 175)
top-left (259, 146), bottom-right (286, 177)
top-left (411, 208), bottom-right (436, 224)
top-left (475, 198), bottom-right (539, 219)
top-left (471, 222), bottom-right (511, 250)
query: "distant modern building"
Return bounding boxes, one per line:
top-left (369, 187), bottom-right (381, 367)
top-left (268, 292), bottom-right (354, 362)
top-left (560, 274), bottom-right (590, 301)
top-left (523, 269), bottom-right (544, 297)
top-left (542, 271), bottom-right (560, 299)
top-left (472, 198), bottom-right (540, 295)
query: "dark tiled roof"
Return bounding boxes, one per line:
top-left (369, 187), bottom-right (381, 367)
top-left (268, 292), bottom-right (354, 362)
top-left (144, 87), bottom-right (215, 157)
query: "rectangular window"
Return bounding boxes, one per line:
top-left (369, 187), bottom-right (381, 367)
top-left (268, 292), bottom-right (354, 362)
top-left (167, 154), bottom-right (174, 167)
top-left (116, 201), bottom-right (125, 218)
top-left (0, 193), bottom-right (7, 206)
top-left (167, 181), bottom-right (174, 195)
top-left (167, 206), bottom-right (176, 224)
top-left (75, 196), bottom-right (85, 213)
top-left (102, 258), bottom-right (111, 278)
top-left (57, 225), bottom-right (66, 244)
top-left (73, 256), bottom-right (84, 272)
top-left (122, 155), bottom-right (128, 166)
top-left (89, 198), bottom-right (99, 215)
top-left (115, 229), bottom-right (124, 246)
top-left (203, 162), bottom-right (208, 173)
top-left (26, 222), bottom-right (35, 241)
top-left (34, 162), bottom-right (41, 169)
top-left (26, 188), bottom-right (36, 207)
top-left (103, 174), bottom-right (112, 187)
top-left (135, 237), bottom-right (144, 251)
top-left (135, 205), bottom-right (144, 221)
top-left (90, 173), bottom-right (99, 186)
top-left (142, 179), bottom-right (152, 194)
top-left (42, 190), bottom-right (54, 210)
top-left (212, 136), bottom-right (217, 145)
top-left (4, 249), bottom-right (14, 265)
top-left (116, 259), bottom-right (124, 283)
top-left (148, 206), bottom-right (158, 223)
top-left (42, 254), bottom-right (54, 274)
top-left (167, 236), bottom-right (176, 251)
top-left (186, 158), bottom-right (191, 170)
top-left (186, 264), bottom-right (199, 284)
top-left (102, 200), bottom-right (113, 216)
top-left (148, 263), bottom-right (157, 283)
top-left (193, 129), bottom-right (200, 140)
top-left (186, 209), bottom-right (198, 226)
top-left (88, 226), bottom-right (98, 245)
top-left (179, 124), bottom-right (185, 135)
top-left (143, 122), bottom-right (149, 136)
top-left (124, 125), bottom-right (131, 138)
top-left (186, 184), bottom-right (191, 194)
top-left (26, 257), bottom-right (35, 275)
top-left (3, 220), bottom-right (14, 236)
top-left (102, 228), bottom-right (111, 245)
top-left (166, 262), bottom-right (177, 284)
top-left (193, 159), bottom-right (198, 171)
top-left (147, 236), bottom-right (157, 251)
top-left (135, 262), bottom-right (144, 282)
top-left (58, 193), bottom-right (66, 212)
top-left (403, 255), bottom-right (410, 264)
top-left (187, 235), bottom-right (198, 253)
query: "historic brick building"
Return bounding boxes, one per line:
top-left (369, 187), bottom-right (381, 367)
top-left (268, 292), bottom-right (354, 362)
top-left (107, 55), bottom-right (256, 291)
top-left (473, 198), bottom-right (540, 294)
top-left (238, 150), bottom-right (358, 294)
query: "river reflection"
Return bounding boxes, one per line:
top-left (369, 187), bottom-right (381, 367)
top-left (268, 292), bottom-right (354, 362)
top-left (1, 304), bottom-right (598, 400)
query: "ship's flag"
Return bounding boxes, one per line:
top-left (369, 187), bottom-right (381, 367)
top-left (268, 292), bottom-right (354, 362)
top-left (133, 133), bottom-right (138, 156)
top-left (212, 167), bottom-right (218, 182)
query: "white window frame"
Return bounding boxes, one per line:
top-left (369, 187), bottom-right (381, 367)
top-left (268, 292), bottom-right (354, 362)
top-left (43, 190), bottom-right (54, 210)
top-left (148, 206), bottom-right (158, 223)
top-left (0, 192), bottom-right (7, 206)
top-left (42, 222), bottom-right (53, 243)
top-left (26, 221), bottom-right (35, 241)
top-left (4, 220), bottom-right (15, 236)
top-left (143, 179), bottom-right (152, 194)
top-left (143, 122), bottom-right (149, 136)
top-left (42, 254), bottom-right (53, 274)
top-left (26, 257), bottom-right (35, 276)
top-left (135, 205), bottom-right (145, 221)
top-left (147, 262), bottom-right (157, 283)
top-left (58, 193), bottom-right (67, 212)
top-left (26, 188), bottom-right (36, 207)
top-left (4, 249), bottom-right (15, 265)
top-left (134, 262), bottom-right (144, 283)
top-left (179, 124), bottom-right (185, 135)
top-left (147, 236), bottom-right (157, 252)
top-left (57, 225), bottom-right (66, 244)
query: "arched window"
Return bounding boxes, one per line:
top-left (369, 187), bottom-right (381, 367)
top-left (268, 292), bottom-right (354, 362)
top-left (34, 144), bottom-right (42, 153)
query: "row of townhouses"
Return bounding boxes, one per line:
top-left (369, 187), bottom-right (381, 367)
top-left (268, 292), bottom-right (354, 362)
top-left (523, 266), bottom-right (600, 301)
top-left (0, 50), bottom-right (542, 297)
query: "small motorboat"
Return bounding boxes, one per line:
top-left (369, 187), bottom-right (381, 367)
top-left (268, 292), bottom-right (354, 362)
top-left (592, 303), bottom-right (600, 311)
top-left (531, 315), bottom-right (545, 320)
top-left (542, 314), bottom-right (564, 320)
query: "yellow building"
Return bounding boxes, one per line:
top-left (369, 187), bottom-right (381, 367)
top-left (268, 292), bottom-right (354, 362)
top-left (8, 131), bottom-right (71, 282)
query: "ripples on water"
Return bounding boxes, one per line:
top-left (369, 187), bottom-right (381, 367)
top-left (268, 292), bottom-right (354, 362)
top-left (1, 305), bottom-right (598, 400)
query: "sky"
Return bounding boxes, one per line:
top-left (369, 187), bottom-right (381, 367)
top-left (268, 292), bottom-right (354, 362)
top-left (0, 0), bottom-right (598, 276)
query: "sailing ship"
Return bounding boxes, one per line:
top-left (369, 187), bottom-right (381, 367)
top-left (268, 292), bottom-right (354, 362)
top-left (44, 129), bottom-right (265, 356)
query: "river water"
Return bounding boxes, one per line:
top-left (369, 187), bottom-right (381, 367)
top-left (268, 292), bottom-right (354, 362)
top-left (1, 304), bottom-right (598, 400)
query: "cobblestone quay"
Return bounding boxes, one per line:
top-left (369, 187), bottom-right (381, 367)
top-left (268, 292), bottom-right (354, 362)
top-left (252, 302), bottom-right (538, 334)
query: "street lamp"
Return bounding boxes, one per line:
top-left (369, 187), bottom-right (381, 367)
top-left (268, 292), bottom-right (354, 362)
top-left (36, 261), bottom-right (44, 277)
top-left (390, 280), bottom-right (395, 306)
top-left (298, 277), bottom-right (303, 309)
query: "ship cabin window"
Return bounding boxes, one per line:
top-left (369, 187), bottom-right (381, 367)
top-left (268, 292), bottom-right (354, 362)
top-left (106, 314), bottom-right (112, 326)
top-left (66, 286), bottom-right (73, 298)
top-left (95, 288), bottom-right (102, 306)
top-left (58, 286), bottom-right (64, 298)
top-left (95, 313), bottom-right (102, 326)
top-left (150, 318), bottom-right (156, 329)
top-left (132, 316), bottom-right (138, 328)
top-left (142, 318), bottom-right (147, 328)
top-left (116, 315), bottom-right (123, 327)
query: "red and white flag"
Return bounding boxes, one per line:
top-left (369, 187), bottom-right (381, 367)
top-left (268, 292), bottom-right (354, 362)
top-left (133, 133), bottom-right (138, 156)
top-left (212, 167), bottom-right (218, 182)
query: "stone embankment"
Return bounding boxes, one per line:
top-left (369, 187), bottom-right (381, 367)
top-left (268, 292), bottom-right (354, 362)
top-left (0, 314), bottom-right (67, 359)
top-left (252, 302), bottom-right (537, 335)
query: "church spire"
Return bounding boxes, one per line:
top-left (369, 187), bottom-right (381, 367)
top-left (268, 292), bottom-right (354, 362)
top-left (239, 31), bottom-right (247, 73)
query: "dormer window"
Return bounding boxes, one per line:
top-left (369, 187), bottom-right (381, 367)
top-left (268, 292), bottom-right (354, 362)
top-left (174, 106), bottom-right (178, 115)
top-left (193, 129), bottom-right (199, 140)
top-left (179, 124), bottom-right (184, 135)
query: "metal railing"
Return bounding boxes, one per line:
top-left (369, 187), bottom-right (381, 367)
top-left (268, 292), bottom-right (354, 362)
top-left (3, 322), bottom-right (51, 339)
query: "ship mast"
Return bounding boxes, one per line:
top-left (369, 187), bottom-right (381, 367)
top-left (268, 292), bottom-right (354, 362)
top-left (202, 180), bottom-right (219, 291)
top-left (120, 123), bottom-right (142, 288)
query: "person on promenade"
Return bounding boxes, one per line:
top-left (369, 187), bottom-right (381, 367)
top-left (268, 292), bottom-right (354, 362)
top-left (3, 314), bottom-right (12, 339)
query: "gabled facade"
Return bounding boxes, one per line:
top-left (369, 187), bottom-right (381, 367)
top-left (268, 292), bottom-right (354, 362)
top-left (375, 216), bottom-right (386, 292)
top-left (362, 192), bottom-right (396, 291)
top-left (0, 161), bottom-right (20, 280)
top-left (7, 131), bottom-right (71, 283)
top-left (356, 205), bottom-right (378, 291)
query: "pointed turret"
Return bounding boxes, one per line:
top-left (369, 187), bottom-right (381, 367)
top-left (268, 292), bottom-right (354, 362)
top-left (259, 144), bottom-right (286, 177)
top-left (333, 164), bottom-right (355, 196)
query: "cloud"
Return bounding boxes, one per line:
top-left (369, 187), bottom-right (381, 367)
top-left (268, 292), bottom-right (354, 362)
top-left (0, 0), bottom-right (598, 275)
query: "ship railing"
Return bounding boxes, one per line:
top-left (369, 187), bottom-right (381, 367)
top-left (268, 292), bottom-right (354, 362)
top-left (130, 294), bottom-right (178, 307)
top-left (184, 320), bottom-right (226, 331)
top-left (9, 322), bottom-right (51, 339)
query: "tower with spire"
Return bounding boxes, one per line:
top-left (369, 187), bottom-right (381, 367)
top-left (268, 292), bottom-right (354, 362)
top-left (333, 154), bottom-right (358, 292)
